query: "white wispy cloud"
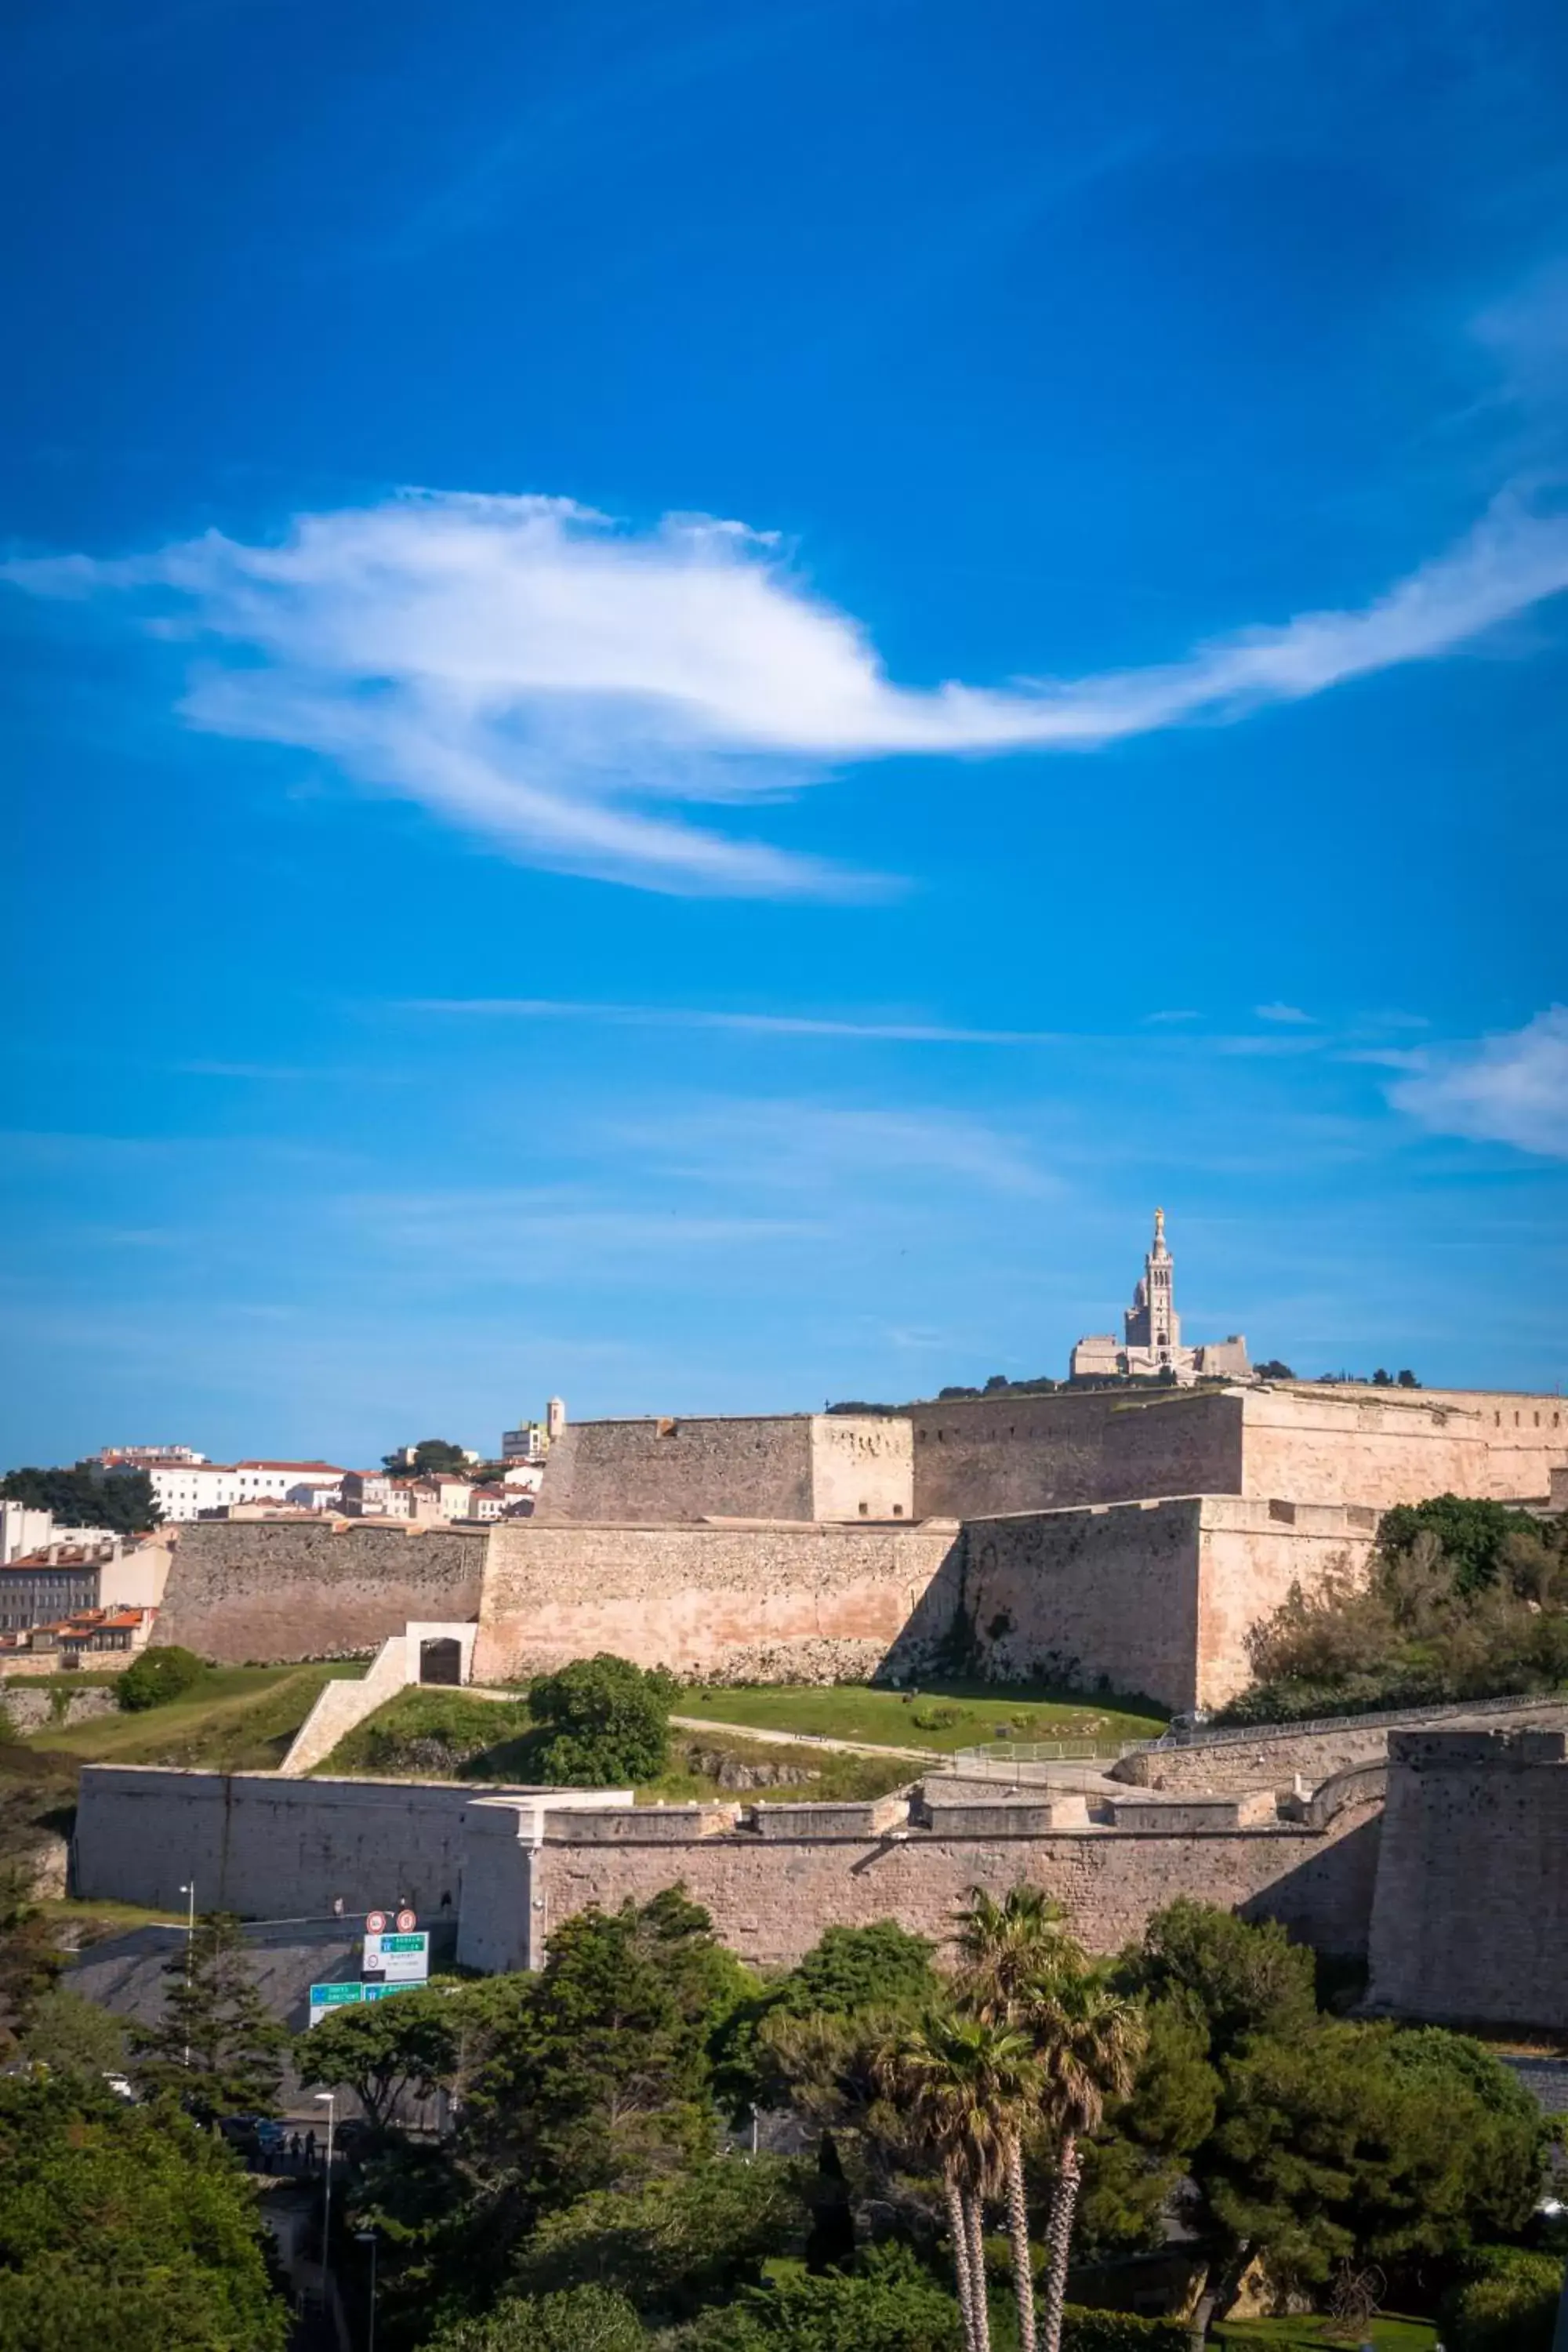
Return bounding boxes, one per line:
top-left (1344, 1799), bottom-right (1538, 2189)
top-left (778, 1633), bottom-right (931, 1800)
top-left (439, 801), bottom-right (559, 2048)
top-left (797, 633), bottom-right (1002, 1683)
top-left (404, 996), bottom-right (1062, 1044)
top-left (1389, 1007), bottom-right (1568, 1160)
top-left (609, 1100), bottom-right (1053, 1198)
top-left (8, 486), bottom-right (1568, 896)
top-left (1254, 1002), bottom-right (1316, 1025)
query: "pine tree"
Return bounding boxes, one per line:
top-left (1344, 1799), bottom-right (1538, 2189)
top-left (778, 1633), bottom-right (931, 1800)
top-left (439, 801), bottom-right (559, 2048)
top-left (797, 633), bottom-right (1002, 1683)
top-left (131, 1911), bottom-right (287, 2125)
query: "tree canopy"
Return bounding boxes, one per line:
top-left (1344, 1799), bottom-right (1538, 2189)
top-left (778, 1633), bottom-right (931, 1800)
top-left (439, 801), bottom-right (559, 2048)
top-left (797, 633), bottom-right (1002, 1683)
top-left (528, 1653), bottom-right (675, 1785)
top-left (130, 1911), bottom-right (287, 2125)
top-left (0, 1462), bottom-right (161, 1534)
top-left (116, 1644), bottom-right (205, 1712)
top-left (383, 1439), bottom-right (472, 1476)
top-left (0, 2074), bottom-right (287, 2352)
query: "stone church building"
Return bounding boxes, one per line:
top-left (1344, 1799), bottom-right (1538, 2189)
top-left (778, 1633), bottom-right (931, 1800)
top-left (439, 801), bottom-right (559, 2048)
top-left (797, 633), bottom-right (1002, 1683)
top-left (1069, 1207), bottom-right (1250, 1384)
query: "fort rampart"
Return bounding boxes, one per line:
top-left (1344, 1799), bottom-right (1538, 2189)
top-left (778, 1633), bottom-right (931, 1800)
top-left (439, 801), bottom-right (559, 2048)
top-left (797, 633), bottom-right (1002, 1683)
top-left (154, 1521), bottom-right (486, 1664)
top-left (1367, 1726), bottom-right (1568, 2028)
top-left (72, 1764), bottom-right (1383, 1974)
top-left (536, 1414), bottom-right (913, 1525)
top-left (471, 1519), bottom-right (960, 1684)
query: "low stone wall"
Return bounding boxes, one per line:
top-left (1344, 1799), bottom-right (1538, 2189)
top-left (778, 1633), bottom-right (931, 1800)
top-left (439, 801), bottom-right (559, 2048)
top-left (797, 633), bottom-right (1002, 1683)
top-left (472, 1519), bottom-right (962, 1684)
top-left (154, 1521), bottom-right (486, 1664)
top-left (74, 1766), bottom-right (486, 1918)
top-left (0, 1684), bottom-right (118, 1733)
top-left (1113, 1697), bottom-right (1568, 1794)
top-left (75, 1762), bottom-right (1384, 1979)
top-left (459, 1794), bottom-right (1384, 1973)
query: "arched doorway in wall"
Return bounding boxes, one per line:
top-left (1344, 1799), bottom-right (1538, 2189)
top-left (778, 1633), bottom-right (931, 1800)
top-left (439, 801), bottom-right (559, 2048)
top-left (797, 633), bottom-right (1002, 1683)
top-left (419, 1637), bottom-right (463, 1686)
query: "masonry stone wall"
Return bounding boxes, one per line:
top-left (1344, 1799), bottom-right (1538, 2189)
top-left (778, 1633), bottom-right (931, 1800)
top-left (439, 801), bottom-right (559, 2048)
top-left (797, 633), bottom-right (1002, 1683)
top-left (954, 1496), bottom-right (1374, 1712)
top-left (902, 1383), bottom-right (1568, 1526)
top-left (1239, 1385), bottom-right (1568, 1508)
top-left (73, 1766), bottom-right (482, 1918)
top-left (472, 1520), bottom-right (962, 1683)
top-left (154, 1522), bottom-right (486, 1663)
top-left (457, 1800), bottom-right (1382, 1973)
top-left (1367, 1728), bottom-right (1568, 2027)
top-left (808, 1415), bottom-right (915, 1521)
top-left (906, 1389), bottom-right (1245, 1519)
top-left (1113, 1697), bottom-right (1568, 1794)
top-left (536, 1414), bottom-right (912, 1525)
top-left (536, 1417), bottom-right (814, 1523)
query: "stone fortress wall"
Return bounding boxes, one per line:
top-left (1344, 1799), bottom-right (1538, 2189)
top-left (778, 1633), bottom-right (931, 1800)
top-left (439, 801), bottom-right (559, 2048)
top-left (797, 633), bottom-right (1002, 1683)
top-left (154, 1520), bottom-right (487, 1664)
top-left (471, 1519), bottom-right (960, 1685)
top-left (1367, 1725), bottom-right (1568, 2027)
top-left (955, 1494), bottom-right (1379, 1711)
top-left (72, 1762), bottom-right (1384, 1975)
top-left (535, 1414), bottom-right (913, 1526)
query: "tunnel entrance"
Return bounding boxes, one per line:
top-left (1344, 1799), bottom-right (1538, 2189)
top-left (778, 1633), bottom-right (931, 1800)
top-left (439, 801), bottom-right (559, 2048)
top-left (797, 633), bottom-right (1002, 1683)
top-left (419, 1637), bottom-right (463, 1687)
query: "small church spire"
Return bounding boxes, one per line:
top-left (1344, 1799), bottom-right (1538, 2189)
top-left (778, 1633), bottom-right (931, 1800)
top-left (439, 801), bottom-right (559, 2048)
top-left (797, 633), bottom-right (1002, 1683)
top-left (1152, 1205), bottom-right (1168, 1259)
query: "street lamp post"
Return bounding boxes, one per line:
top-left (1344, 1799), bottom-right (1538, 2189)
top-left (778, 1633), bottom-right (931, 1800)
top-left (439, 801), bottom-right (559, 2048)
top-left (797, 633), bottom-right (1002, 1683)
top-left (177, 1881), bottom-right (196, 2065)
top-left (355, 2229), bottom-right (379, 2352)
top-left (315, 2091), bottom-right (336, 2285)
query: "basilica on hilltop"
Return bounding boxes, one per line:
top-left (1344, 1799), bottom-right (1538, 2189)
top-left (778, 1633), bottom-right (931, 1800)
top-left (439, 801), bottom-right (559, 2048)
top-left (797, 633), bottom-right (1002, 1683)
top-left (1069, 1207), bottom-right (1250, 1385)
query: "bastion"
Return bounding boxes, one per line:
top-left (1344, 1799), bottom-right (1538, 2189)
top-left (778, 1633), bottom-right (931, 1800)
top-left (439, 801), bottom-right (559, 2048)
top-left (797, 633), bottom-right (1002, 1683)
top-left (1367, 1725), bottom-right (1568, 2029)
top-left (72, 1762), bottom-right (1384, 1974)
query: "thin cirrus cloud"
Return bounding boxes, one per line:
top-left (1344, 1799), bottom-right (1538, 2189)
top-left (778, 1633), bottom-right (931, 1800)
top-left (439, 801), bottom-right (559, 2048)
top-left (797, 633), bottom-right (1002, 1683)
top-left (6, 485), bottom-right (1568, 898)
top-left (1389, 1007), bottom-right (1568, 1160)
top-left (405, 996), bottom-right (1063, 1044)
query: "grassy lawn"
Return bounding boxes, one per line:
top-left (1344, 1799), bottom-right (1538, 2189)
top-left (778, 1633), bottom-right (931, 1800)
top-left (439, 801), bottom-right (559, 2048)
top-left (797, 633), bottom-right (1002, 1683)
top-left (670, 1679), bottom-right (1167, 1751)
top-left (318, 1686), bottom-right (916, 1805)
top-left (16, 1661), bottom-right (365, 1771)
top-left (1214, 2319), bottom-right (1436, 2349)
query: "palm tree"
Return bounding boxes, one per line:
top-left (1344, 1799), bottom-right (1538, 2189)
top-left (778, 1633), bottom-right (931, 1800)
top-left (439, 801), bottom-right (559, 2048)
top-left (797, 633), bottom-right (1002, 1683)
top-left (954, 1884), bottom-right (1084, 2352)
top-left (873, 2008), bottom-right (1040, 2352)
top-left (1029, 1969), bottom-right (1145, 2352)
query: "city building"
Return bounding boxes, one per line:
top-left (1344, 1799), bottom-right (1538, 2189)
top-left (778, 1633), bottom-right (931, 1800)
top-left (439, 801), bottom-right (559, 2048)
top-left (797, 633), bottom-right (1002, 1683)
top-left (1069, 1209), bottom-right (1250, 1385)
top-left (98, 1456), bottom-right (347, 1522)
top-left (501, 1397), bottom-right (566, 1463)
top-left (0, 1538), bottom-right (171, 1635)
top-left (0, 1501), bottom-right (55, 1564)
top-left (97, 1443), bottom-right (207, 1467)
top-left (5, 1606), bottom-right (153, 1662)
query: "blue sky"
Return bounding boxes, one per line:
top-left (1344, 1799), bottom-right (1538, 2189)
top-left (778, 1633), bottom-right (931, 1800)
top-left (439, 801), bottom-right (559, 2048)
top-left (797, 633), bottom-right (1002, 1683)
top-left (3, 0), bottom-right (1567, 1466)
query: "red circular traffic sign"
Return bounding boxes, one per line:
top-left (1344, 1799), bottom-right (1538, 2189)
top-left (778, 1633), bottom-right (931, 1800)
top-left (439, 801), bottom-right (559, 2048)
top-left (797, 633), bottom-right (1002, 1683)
top-left (365, 1910), bottom-right (388, 1935)
top-left (395, 1908), bottom-right (417, 1933)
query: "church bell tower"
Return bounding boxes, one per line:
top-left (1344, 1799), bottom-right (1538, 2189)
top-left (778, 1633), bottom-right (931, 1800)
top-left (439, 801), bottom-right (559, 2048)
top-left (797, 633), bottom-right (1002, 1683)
top-left (1124, 1206), bottom-right (1181, 1368)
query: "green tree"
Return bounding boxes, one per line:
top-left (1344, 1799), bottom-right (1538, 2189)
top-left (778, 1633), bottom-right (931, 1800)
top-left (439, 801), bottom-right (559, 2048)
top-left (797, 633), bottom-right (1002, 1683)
top-left (298, 1980), bottom-right (460, 2129)
top-left (0, 1462), bottom-right (161, 1535)
top-left (1253, 1361), bottom-right (1295, 1381)
top-left (528, 1653), bottom-right (674, 1785)
top-left (383, 1439), bottom-right (471, 1476)
top-left (512, 2158), bottom-right (802, 2319)
top-left (872, 2007), bottom-right (1040, 2352)
top-left (719, 1921), bottom-right (938, 2113)
top-left (703, 2241), bottom-right (964, 2351)
top-left (130, 1911), bottom-right (288, 2125)
top-left (1092, 1905), bottom-right (1546, 2346)
top-left (463, 1889), bottom-right (739, 2214)
top-left (0, 1867), bottom-right (64, 2059)
top-left (423, 2285), bottom-right (648, 2351)
top-left (0, 2072), bottom-right (287, 2352)
top-left (1378, 1493), bottom-right (1541, 1595)
top-left (20, 1985), bottom-right (127, 2080)
top-left (1441, 2247), bottom-right (1563, 2352)
top-left (1029, 1969), bottom-right (1143, 2352)
top-left (116, 1643), bottom-right (205, 1711)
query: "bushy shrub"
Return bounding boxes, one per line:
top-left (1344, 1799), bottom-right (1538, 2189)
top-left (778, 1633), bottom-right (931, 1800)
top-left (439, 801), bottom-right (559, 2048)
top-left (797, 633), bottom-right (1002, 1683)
top-left (1441, 2245), bottom-right (1563, 2352)
top-left (1059, 2312), bottom-right (1190, 2351)
top-left (698, 2243), bottom-right (962, 2350)
top-left (423, 2283), bottom-right (647, 2350)
top-left (528, 1653), bottom-right (673, 1784)
top-left (117, 1646), bottom-right (205, 1712)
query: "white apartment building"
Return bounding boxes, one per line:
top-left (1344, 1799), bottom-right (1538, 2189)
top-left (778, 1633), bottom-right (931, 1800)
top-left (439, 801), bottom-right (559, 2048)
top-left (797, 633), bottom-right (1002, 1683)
top-left (100, 1457), bottom-right (346, 1523)
top-left (501, 1397), bottom-right (566, 1463)
top-left (0, 1501), bottom-right (54, 1563)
